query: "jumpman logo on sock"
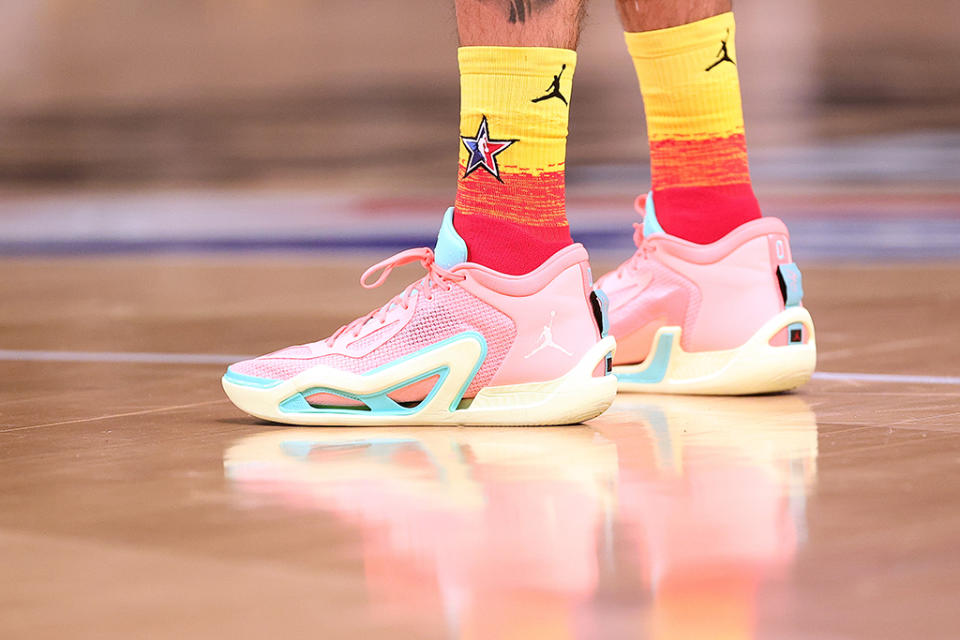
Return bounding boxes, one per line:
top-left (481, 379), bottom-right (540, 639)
top-left (705, 30), bottom-right (735, 71)
top-left (531, 65), bottom-right (568, 105)
top-left (524, 311), bottom-right (573, 359)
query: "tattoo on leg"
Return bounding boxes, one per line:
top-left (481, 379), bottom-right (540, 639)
top-left (482, 0), bottom-right (559, 24)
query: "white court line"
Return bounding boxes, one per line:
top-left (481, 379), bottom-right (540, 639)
top-left (1, 349), bottom-right (959, 386)
top-left (810, 372), bottom-right (960, 386)
top-left (0, 349), bottom-right (245, 365)
top-left (0, 399), bottom-right (228, 434)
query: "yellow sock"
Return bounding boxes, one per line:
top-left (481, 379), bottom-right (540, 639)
top-left (625, 12), bottom-right (761, 244)
top-left (455, 46), bottom-right (575, 274)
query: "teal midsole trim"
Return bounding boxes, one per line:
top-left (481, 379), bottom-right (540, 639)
top-left (446, 332), bottom-right (487, 412)
top-left (275, 331), bottom-right (488, 416)
top-left (279, 365), bottom-right (450, 416)
top-left (223, 368), bottom-right (283, 389)
top-left (613, 332), bottom-right (673, 384)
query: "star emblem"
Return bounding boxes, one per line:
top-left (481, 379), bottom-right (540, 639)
top-left (460, 116), bottom-right (516, 183)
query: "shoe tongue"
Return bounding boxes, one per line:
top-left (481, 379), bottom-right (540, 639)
top-left (434, 206), bottom-right (468, 269)
top-left (642, 191), bottom-right (666, 236)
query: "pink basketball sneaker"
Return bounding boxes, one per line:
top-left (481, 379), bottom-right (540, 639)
top-left (223, 208), bottom-right (617, 426)
top-left (596, 193), bottom-right (816, 395)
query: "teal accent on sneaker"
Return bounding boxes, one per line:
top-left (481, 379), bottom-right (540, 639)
top-left (435, 207), bottom-right (469, 269)
top-left (276, 332), bottom-right (487, 416)
top-left (279, 366), bottom-right (451, 416)
top-left (643, 191), bottom-right (666, 236)
top-left (778, 263), bottom-right (804, 307)
top-left (594, 288), bottom-right (611, 338)
top-left (615, 331), bottom-right (674, 384)
top-left (590, 287), bottom-right (614, 373)
top-left (223, 367), bottom-right (283, 389)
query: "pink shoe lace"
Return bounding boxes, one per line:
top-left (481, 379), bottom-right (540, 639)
top-left (608, 194), bottom-right (655, 280)
top-left (325, 248), bottom-right (466, 346)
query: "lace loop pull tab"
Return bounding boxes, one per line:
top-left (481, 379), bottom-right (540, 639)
top-left (633, 193), bottom-right (647, 217)
top-left (359, 248), bottom-right (435, 289)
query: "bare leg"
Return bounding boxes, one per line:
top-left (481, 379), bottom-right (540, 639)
top-left (615, 0), bottom-right (730, 31)
top-left (455, 0), bottom-right (587, 49)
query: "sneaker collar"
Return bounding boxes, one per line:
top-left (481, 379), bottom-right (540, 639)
top-left (434, 207), bottom-right (469, 269)
top-left (642, 191), bottom-right (666, 236)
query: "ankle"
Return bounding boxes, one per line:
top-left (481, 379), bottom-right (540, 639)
top-left (454, 209), bottom-right (572, 275)
top-left (653, 184), bottom-right (762, 244)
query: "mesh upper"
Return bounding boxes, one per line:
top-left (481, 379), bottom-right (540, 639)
top-left (231, 285), bottom-right (517, 398)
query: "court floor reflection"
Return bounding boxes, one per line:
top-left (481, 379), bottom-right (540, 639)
top-left (594, 395), bottom-right (817, 639)
top-left (223, 394), bottom-right (818, 638)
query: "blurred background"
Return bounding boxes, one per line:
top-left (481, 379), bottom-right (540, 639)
top-left (0, 0), bottom-right (958, 256)
top-left (5, 6), bottom-right (960, 639)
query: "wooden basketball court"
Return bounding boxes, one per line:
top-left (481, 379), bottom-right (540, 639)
top-left (2, 254), bottom-right (958, 639)
top-left (2, 1), bottom-right (959, 636)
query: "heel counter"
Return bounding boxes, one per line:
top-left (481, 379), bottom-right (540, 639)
top-left (672, 233), bottom-right (786, 352)
top-left (581, 259), bottom-right (605, 343)
top-left (767, 231), bottom-right (804, 309)
top-left (766, 231), bottom-right (811, 346)
top-left (589, 288), bottom-right (614, 376)
top-left (486, 261), bottom-right (608, 387)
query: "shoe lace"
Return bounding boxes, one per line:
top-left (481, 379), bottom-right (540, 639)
top-left (325, 247), bottom-right (466, 346)
top-left (610, 194), bottom-right (654, 279)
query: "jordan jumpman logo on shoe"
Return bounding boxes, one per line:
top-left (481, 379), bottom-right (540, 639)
top-left (531, 65), bottom-right (568, 105)
top-left (705, 30), bottom-right (735, 71)
top-left (222, 208), bottom-right (616, 426)
top-left (525, 311), bottom-right (573, 359)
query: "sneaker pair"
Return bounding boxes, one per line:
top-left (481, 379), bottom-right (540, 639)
top-left (222, 197), bottom-right (816, 426)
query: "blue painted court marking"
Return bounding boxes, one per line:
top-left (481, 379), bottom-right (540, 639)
top-left (3, 218), bottom-right (960, 260)
top-left (2, 349), bottom-right (959, 386)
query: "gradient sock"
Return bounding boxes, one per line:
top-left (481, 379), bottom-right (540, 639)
top-left (454, 46), bottom-right (575, 275)
top-left (626, 12), bottom-right (762, 244)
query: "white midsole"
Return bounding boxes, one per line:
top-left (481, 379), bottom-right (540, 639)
top-left (615, 307), bottom-right (817, 395)
top-left (222, 336), bottom-right (618, 426)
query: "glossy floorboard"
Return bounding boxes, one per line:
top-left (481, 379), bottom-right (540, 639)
top-left (2, 258), bottom-right (959, 639)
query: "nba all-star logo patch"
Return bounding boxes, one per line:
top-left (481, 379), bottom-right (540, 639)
top-left (460, 115), bottom-right (516, 183)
